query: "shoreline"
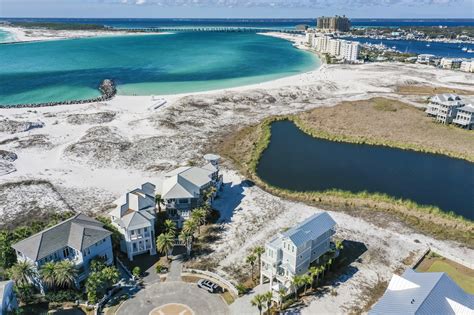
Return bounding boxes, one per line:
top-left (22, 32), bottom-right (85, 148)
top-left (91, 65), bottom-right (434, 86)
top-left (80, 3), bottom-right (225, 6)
top-left (0, 31), bottom-right (324, 109)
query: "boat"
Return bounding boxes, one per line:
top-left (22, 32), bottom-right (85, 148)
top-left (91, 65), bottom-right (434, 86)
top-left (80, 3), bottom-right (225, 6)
top-left (468, 49), bottom-right (474, 53)
top-left (426, 44), bottom-right (430, 47)
top-left (462, 47), bottom-right (468, 51)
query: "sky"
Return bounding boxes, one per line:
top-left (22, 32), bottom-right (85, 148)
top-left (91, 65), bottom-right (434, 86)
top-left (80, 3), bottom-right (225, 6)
top-left (0, 0), bottom-right (473, 18)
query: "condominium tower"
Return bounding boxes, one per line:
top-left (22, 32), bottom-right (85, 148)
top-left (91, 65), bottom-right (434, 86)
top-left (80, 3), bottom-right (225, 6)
top-left (316, 15), bottom-right (351, 33)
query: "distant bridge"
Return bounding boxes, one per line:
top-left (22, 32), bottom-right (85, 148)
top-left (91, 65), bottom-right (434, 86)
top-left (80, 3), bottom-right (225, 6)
top-left (113, 27), bottom-right (305, 34)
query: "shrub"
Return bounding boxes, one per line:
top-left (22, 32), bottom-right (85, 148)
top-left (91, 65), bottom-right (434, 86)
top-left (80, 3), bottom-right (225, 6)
top-left (155, 263), bottom-right (163, 274)
top-left (45, 290), bottom-right (82, 303)
top-left (236, 283), bottom-right (249, 296)
top-left (132, 266), bottom-right (141, 278)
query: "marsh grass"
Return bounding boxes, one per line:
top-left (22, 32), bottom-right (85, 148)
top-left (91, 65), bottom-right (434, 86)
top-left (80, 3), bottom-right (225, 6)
top-left (216, 98), bottom-right (474, 247)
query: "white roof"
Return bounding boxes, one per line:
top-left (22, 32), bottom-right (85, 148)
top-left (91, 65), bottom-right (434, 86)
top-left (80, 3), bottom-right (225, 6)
top-left (458, 104), bottom-right (474, 114)
top-left (431, 94), bottom-right (464, 107)
top-left (109, 183), bottom-right (156, 229)
top-left (370, 269), bottom-right (474, 315)
top-left (282, 212), bottom-right (336, 247)
top-left (162, 166), bottom-right (215, 200)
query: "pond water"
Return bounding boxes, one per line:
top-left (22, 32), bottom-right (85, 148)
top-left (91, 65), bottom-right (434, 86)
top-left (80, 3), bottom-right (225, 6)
top-left (257, 120), bottom-right (474, 219)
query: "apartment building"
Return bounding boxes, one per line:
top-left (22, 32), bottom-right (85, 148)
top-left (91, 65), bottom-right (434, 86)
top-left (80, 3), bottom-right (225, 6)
top-left (440, 58), bottom-right (463, 70)
top-left (460, 60), bottom-right (474, 73)
top-left (316, 15), bottom-right (351, 33)
top-left (109, 183), bottom-right (157, 261)
top-left (260, 212), bottom-right (337, 296)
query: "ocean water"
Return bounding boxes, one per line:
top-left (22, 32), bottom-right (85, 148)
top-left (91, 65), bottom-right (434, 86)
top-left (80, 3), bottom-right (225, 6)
top-left (0, 29), bottom-right (13, 43)
top-left (0, 32), bottom-right (319, 106)
top-left (348, 37), bottom-right (474, 58)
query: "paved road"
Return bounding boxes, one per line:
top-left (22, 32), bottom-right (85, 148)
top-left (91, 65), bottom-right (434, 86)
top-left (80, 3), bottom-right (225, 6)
top-left (116, 281), bottom-right (230, 315)
top-left (167, 259), bottom-right (182, 282)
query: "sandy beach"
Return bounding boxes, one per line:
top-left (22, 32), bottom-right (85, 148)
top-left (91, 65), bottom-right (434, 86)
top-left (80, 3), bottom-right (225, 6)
top-left (1, 29), bottom-right (473, 313)
top-left (0, 25), bottom-right (167, 43)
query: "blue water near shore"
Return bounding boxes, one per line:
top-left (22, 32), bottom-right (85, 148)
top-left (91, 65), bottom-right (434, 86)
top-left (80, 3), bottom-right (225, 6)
top-left (348, 36), bottom-right (474, 58)
top-left (0, 32), bottom-right (319, 106)
top-left (0, 29), bottom-right (13, 43)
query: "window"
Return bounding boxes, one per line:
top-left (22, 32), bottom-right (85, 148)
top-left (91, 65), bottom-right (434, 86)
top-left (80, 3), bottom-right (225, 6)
top-left (63, 247), bottom-right (70, 257)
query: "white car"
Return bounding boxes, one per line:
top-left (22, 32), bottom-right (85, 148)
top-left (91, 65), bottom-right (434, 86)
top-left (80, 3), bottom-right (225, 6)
top-left (197, 279), bottom-right (221, 293)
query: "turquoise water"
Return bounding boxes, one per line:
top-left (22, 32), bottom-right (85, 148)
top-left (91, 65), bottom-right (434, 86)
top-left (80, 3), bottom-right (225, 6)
top-left (0, 32), bottom-right (319, 106)
top-left (0, 29), bottom-right (13, 43)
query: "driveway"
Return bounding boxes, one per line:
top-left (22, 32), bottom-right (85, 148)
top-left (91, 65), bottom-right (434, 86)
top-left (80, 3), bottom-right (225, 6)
top-left (116, 281), bottom-right (230, 315)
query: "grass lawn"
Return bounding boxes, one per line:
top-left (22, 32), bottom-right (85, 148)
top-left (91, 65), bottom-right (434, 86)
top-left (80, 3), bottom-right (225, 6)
top-left (416, 253), bottom-right (474, 294)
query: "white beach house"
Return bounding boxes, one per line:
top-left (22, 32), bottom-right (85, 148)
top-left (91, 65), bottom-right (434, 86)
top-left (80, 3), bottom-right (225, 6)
top-left (109, 183), bottom-right (157, 261)
top-left (11, 214), bottom-right (114, 293)
top-left (416, 54), bottom-right (436, 64)
top-left (260, 212), bottom-right (337, 296)
top-left (370, 269), bottom-right (474, 315)
top-left (162, 154), bottom-right (222, 228)
top-left (426, 94), bottom-right (465, 124)
top-left (453, 104), bottom-right (474, 130)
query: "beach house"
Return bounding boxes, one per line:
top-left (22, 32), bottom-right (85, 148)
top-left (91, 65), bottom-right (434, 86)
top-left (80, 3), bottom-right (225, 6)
top-left (260, 212), bottom-right (337, 296)
top-left (11, 214), bottom-right (113, 293)
top-left (453, 104), bottom-right (474, 130)
top-left (426, 94), bottom-right (465, 124)
top-left (370, 269), bottom-right (474, 314)
top-left (162, 154), bottom-right (222, 228)
top-left (416, 54), bottom-right (436, 64)
top-left (109, 183), bottom-right (157, 261)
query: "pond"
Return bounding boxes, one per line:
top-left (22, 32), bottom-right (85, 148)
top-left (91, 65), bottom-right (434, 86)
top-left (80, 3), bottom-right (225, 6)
top-left (257, 120), bottom-right (474, 220)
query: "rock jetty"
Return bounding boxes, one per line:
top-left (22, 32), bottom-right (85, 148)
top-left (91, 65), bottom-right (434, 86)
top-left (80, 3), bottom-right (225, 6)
top-left (2, 79), bottom-right (117, 109)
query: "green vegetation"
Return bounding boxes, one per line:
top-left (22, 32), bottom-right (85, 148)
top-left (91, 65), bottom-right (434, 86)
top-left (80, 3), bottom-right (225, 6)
top-left (96, 216), bottom-right (122, 251)
top-left (0, 212), bottom-right (75, 272)
top-left (85, 259), bottom-right (120, 304)
top-left (217, 98), bottom-right (474, 246)
top-left (39, 260), bottom-right (77, 289)
top-left (416, 252), bottom-right (474, 294)
top-left (132, 266), bottom-right (141, 278)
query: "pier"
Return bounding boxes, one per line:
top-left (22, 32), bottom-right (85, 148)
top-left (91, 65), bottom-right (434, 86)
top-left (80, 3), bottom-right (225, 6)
top-left (112, 27), bottom-right (304, 34)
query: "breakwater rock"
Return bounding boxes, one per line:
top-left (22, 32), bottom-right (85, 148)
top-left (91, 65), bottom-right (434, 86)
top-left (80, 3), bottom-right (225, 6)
top-left (2, 79), bottom-right (117, 109)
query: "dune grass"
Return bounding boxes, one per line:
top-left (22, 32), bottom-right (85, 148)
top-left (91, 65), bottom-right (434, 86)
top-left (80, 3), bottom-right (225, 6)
top-left (216, 98), bottom-right (474, 247)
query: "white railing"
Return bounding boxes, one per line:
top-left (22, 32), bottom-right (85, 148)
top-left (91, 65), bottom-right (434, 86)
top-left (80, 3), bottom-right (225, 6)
top-left (183, 268), bottom-right (239, 297)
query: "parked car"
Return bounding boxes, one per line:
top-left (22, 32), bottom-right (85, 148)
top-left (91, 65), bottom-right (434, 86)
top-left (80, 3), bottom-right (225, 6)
top-left (197, 279), bottom-right (221, 293)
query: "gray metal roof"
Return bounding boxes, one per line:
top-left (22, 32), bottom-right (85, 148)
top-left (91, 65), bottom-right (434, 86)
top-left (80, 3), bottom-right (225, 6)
top-left (282, 212), bottom-right (336, 247)
top-left (370, 269), bottom-right (474, 315)
top-left (459, 104), bottom-right (474, 114)
top-left (12, 213), bottom-right (112, 261)
top-left (162, 166), bottom-right (215, 200)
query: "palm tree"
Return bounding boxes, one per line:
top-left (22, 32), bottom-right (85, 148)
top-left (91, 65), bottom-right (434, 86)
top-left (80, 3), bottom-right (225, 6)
top-left (182, 219), bottom-right (198, 237)
top-left (302, 274), bottom-right (312, 295)
top-left (191, 208), bottom-right (207, 234)
top-left (156, 233), bottom-right (174, 259)
top-left (54, 260), bottom-right (77, 288)
top-left (250, 293), bottom-right (265, 315)
top-left (320, 265), bottom-right (326, 282)
top-left (277, 287), bottom-right (286, 311)
top-left (292, 275), bottom-right (304, 300)
top-left (9, 260), bottom-right (35, 286)
top-left (163, 219), bottom-right (176, 236)
top-left (335, 240), bottom-right (344, 251)
top-left (264, 291), bottom-right (273, 314)
top-left (246, 254), bottom-right (257, 280)
top-left (308, 266), bottom-right (320, 289)
top-left (39, 261), bottom-right (56, 289)
top-left (155, 194), bottom-right (162, 212)
top-left (253, 246), bottom-right (265, 274)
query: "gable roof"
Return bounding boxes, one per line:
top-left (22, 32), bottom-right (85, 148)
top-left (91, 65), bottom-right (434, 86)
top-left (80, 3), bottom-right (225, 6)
top-left (431, 94), bottom-right (464, 106)
top-left (458, 104), bottom-right (474, 114)
top-left (370, 269), bottom-right (474, 315)
top-left (119, 211), bottom-right (153, 230)
top-left (162, 166), bottom-right (215, 200)
top-left (282, 212), bottom-right (336, 247)
top-left (12, 213), bottom-right (111, 261)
